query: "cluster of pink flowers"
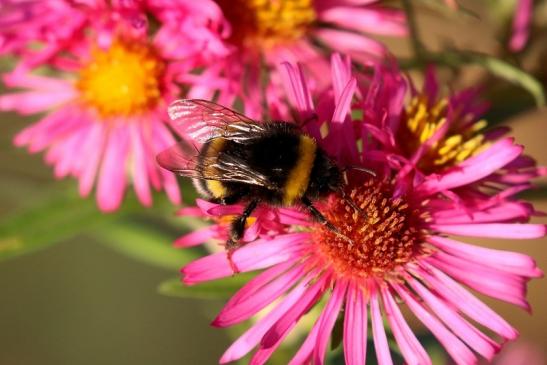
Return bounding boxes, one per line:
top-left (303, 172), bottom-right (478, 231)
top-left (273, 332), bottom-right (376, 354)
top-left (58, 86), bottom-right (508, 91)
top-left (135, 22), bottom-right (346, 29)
top-left (0, 0), bottom-right (405, 211)
top-left (0, 1), bottom-right (544, 365)
top-left (175, 56), bottom-right (545, 364)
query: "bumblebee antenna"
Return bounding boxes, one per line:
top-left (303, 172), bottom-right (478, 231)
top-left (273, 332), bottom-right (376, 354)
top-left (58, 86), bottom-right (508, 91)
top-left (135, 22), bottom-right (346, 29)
top-left (339, 165), bottom-right (374, 220)
top-left (343, 165), bottom-right (376, 177)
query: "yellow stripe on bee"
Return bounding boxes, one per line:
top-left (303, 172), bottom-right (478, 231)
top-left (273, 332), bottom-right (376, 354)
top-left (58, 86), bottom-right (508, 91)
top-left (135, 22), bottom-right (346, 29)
top-left (206, 180), bottom-right (228, 198)
top-left (283, 135), bottom-right (316, 205)
top-left (204, 138), bottom-right (228, 198)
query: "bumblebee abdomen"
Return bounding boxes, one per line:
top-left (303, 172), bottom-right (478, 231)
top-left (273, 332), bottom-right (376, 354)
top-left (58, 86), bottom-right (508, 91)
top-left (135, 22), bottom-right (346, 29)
top-left (197, 124), bottom-right (319, 206)
top-left (282, 135), bottom-right (317, 205)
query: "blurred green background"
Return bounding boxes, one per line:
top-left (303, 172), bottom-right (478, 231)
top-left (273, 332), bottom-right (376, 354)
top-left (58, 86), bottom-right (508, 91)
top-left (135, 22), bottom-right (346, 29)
top-left (0, 115), bottom-right (231, 364)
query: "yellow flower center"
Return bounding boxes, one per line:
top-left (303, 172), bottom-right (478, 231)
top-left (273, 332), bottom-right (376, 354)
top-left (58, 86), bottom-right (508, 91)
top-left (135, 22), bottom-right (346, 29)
top-left (216, 0), bottom-right (316, 49)
top-left (398, 96), bottom-right (488, 173)
top-left (77, 39), bottom-right (164, 117)
top-left (313, 180), bottom-right (426, 279)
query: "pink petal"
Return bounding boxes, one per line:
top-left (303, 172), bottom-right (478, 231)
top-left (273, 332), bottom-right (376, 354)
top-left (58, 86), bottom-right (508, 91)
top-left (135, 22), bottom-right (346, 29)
top-left (320, 7), bottom-right (407, 36)
top-left (314, 29), bottom-right (386, 59)
top-left (415, 262), bottom-right (518, 340)
top-left (432, 201), bottom-right (534, 224)
top-left (14, 106), bottom-right (81, 150)
top-left (381, 287), bottom-right (431, 365)
top-left (96, 124), bottom-right (129, 212)
top-left (219, 272), bottom-right (321, 364)
top-left (393, 284), bottom-right (477, 365)
top-left (276, 208), bottom-right (310, 226)
top-left (260, 275), bottom-right (328, 349)
top-left (279, 62), bottom-right (315, 117)
top-left (423, 66), bottom-right (439, 100)
top-left (370, 290), bottom-right (393, 365)
top-left (313, 279), bottom-right (348, 365)
top-left (78, 122), bottom-right (105, 196)
top-left (249, 277), bottom-right (330, 365)
top-left (153, 120), bottom-right (181, 204)
top-left (151, 119), bottom-right (174, 188)
top-left (332, 77), bottom-right (356, 124)
top-left (428, 236), bottom-right (542, 278)
top-left (418, 138), bottom-right (523, 194)
top-left (174, 226), bottom-right (217, 248)
top-left (176, 206), bottom-right (204, 217)
top-left (182, 233), bottom-right (308, 284)
top-left (212, 261), bottom-right (304, 327)
top-left (288, 304), bottom-right (325, 365)
top-left (331, 53), bottom-right (353, 104)
top-left (406, 277), bottom-right (499, 360)
top-left (130, 121), bottom-right (152, 207)
top-left (430, 223), bottom-right (545, 239)
top-left (3, 71), bottom-right (74, 91)
top-left (0, 90), bottom-right (74, 114)
top-left (509, 0), bottom-right (533, 51)
top-left (160, 167), bottom-right (181, 205)
top-left (343, 282), bottom-right (367, 365)
top-left (427, 255), bottom-right (531, 310)
top-left (52, 123), bottom-right (90, 178)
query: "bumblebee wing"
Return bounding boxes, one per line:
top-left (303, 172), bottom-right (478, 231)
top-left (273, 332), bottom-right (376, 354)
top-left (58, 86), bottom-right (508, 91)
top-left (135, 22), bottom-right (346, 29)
top-left (157, 140), bottom-right (274, 188)
top-left (167, 99), bottom-right (265, 143)
top-left (210, 154), bottom-right (273, 187)
top-left (156, 140), bottom-right (203, 178)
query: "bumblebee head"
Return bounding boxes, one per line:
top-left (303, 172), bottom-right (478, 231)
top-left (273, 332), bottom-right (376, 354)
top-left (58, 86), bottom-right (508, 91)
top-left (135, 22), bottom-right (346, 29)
top-left (306, 152), bottom-right (343, 199)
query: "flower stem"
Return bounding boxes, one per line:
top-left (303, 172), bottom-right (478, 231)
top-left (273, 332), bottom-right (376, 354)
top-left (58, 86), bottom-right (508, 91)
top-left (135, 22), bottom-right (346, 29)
top-left (401, 50), bottom-right (546, 107)
top-left (402, 0), bottom-right (426, 64)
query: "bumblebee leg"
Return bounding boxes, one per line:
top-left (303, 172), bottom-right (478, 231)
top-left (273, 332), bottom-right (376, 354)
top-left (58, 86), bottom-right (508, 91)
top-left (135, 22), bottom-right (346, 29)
top-left (226, 199), bottom-right (259, 273)
top-left (302, 197), bottom-right (354, 244)
top-left (301, 197), bottom-right (337, 232)
top-left (210, 193), bottom-right (243, 205)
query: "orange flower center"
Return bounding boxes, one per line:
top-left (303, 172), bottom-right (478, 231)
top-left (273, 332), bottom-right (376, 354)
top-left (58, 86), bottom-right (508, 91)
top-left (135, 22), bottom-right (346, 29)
top-left (313, 179), bottom-right (426, 279)
top-left (216, 0), bottom-right (316, 49)
top-left (76, 39), bottom-right (164, 117)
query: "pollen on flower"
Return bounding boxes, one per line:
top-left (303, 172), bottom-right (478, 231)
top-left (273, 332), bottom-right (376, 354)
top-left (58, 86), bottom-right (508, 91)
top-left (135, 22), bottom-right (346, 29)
top-left (76, 39), bottom-right (164, 117)
top-left (398, 95), bottom-right (488, 172)
top-left (313, 179), bottom-right (426, 279)
top-left (216, 0), bottom-right (316, 49)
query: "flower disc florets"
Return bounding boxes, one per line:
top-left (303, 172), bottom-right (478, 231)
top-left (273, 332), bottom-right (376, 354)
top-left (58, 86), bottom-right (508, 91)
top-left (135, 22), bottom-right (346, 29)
top-left (217, 0), bottom-right (316, 49)
top-left (314, 179), bottom-right (426, 278)
top-left (77, 39), bottom-right (165, 117)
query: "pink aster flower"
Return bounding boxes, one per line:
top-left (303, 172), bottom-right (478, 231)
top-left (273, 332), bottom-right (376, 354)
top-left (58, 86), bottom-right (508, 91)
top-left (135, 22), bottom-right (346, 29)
top-left (357, 62), bottom-right (546, 190)
top-left (0, 0), bottom-right (148, 67)
top-left (0, 2), bottom-right (226, 211)
top-left (0, 0), bottom-right (227, 67)
top-left (177, 0), bottom-right (407, 118)
top-left (174, 56), bottom-right (544, 364)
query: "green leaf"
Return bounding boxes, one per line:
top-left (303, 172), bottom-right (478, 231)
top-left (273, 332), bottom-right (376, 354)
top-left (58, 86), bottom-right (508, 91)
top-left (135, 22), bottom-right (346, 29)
top-left (0, 190), bottom-right (111, 261)
top-left (330, 310), bottom-right (345, 350)
top-left (158, 273), bottom-right (255, 300)
top-left (0, 182), bottom-right (180, 262)
top-left (93, 219), bottom-right (201, 271)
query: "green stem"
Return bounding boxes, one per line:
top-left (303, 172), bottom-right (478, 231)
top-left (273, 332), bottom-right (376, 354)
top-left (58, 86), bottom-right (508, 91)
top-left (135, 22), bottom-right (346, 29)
top-left (402, 0), bottom-right (426, 64)
top-left (401, 50), bottom-right (546, 107)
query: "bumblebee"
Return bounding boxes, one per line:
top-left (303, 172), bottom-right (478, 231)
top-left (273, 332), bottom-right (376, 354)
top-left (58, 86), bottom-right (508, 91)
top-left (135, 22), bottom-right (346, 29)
top-left (157, 99), bottom-right (371, 270)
